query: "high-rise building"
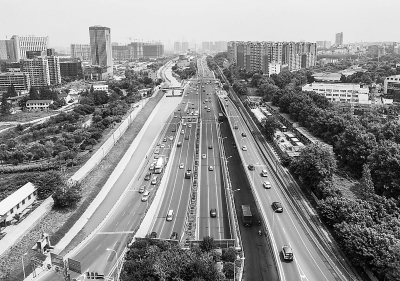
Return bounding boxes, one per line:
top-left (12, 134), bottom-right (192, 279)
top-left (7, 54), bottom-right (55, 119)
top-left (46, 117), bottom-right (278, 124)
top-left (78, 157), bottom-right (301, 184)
top-left (9, 35), bottom-right (49, 61)
top-left (174, 42), bottom-right (181, 53)
top-left (47, 48), bottom-right (55, 56)
top-left (21, 57), bottom-right (50, 87)
top-left (70, 44), bottom-right (91, 61)
top-left (60, 60), bottom-right (83, 79)
top-left (0, 40), bottom-right (8, 60)
top-left (47, 56), bottom-right (61, 85)
top-left (143, 43), bottom-right (164, 58)
top-left (89, 26), bottom-right (113, 76)
top-left (335, 32), bottom-right (343, 46)
top-left (182, 42), bottom-right (189, 52)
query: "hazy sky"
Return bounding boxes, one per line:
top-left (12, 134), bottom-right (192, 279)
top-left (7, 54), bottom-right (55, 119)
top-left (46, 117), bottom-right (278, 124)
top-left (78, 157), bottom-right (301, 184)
top-left (2, 0), bottom-right (399, 49)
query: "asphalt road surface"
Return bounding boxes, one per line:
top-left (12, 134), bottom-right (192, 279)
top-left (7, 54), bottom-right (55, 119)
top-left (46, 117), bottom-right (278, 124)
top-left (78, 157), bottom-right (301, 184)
top-left (220, 92), bottom-right (337, 281)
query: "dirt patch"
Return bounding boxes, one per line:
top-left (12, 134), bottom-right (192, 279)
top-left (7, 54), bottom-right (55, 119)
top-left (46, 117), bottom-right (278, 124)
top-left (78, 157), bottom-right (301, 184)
top-left (332, 172), bottom-right (360, 200)
top-left (0, 93), bottom-right (164, 281)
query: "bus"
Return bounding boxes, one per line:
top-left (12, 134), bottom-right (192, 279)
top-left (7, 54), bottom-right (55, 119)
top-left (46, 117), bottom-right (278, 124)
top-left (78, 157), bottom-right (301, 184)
top-left (218, 113), bottom-right (225, 121)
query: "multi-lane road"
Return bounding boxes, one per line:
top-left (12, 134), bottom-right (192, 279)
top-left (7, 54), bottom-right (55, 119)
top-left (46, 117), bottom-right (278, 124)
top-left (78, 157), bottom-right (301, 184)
top-left (219, 90), bottom-right (338, 281)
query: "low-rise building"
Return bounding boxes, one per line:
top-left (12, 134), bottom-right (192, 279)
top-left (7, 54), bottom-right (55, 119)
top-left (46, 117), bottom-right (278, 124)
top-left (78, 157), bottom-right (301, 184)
top-left (148, 70), bottom-right (157, 81)
top-left (0, 72), bottom-right (31, 93)
top-left (0, 182), bottom-right (37, 227)
top-left (312, 73), bottom-right (341, 82)
top-left (268, 61), bottom-right (281, 76)
top-left (302, 83), bottom-right (369, 104)
top-left (92, 84), bottom-right (108, 92)
top-left (26, 99), bottom-right (54, 111)
top-left (384, 75), bottom-right (400, 103)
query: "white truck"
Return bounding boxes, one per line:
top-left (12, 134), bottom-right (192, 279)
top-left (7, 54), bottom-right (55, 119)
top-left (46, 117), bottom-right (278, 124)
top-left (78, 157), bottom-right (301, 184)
top-left (154, 157), bottom-right (164, 174)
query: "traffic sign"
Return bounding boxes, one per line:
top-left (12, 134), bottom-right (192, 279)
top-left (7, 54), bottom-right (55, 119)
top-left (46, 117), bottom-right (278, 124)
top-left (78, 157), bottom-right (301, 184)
top-left (50, 252), bottom-right (64, 268)
top-left (67, 258), bottom-right (82, 274)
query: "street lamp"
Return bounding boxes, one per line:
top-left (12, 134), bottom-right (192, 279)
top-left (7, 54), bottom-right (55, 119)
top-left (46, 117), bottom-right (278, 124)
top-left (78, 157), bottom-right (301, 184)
top-left (106, 248), bottom-right (120, 281)
top-left (21, 252), bottom-right (28, 279)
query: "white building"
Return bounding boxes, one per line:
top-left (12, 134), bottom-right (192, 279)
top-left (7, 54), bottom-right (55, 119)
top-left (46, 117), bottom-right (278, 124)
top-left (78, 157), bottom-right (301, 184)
top-left (0, 182), bottom-right (37, 226)
top-left (302, 83), bottom-right (369, 104)
top-left (26, 99), bottom-right (54, 111)
top-left (268, 61), bottom-right (281, 76)
top-left (93, 84), bottom-right (108, 92)
top-left (148, 70), bottom-right (157, 81)
top-left (383, 75), bottom-right (400, 94)
top-left (9, 35), bottom-right (49, 61)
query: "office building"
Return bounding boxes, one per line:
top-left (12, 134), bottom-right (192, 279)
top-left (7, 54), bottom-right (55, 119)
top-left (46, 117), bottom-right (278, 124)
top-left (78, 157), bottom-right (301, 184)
top-left (0, 40), bottom-right (7, 60)
top-left (182, 42), bottom-right (189, 52)
top-left (89, 26), bottom-right (113, 76)
top-left (335, 32), bottom-right (343, 47)
top-left (174, 42), bottom-right (181, 53)
top-left (70, 44), bottom-right (91, 61)
top-left (21, 57), bottom-right (50, 87)
top-left (26, 51), bottom-right (44, 59)
top-left (0, 72), bottom-right (31, 92)
top-left (60, 60), bottom-right (83, 79)
top-left (302, 83), bottom-right (369, 104)
top-left (46, 48), bottom-right (55, 56)
top-left (9, 35), bottom-right (49, 61)
top-left (228, 41), bottom-right (316, 73)
top-left (112, 42), bottom-right (144, 61)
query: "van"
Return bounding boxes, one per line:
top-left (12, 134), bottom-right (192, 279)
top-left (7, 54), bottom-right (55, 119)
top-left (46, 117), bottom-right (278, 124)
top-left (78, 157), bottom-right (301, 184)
top-left (151, 176), bottom-right (158, 185)
top-left (166, 210), bottom-right (174, 221)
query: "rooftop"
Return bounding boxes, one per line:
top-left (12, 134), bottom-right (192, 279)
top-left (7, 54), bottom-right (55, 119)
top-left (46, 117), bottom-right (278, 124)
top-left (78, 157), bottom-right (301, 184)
top-left (0, 182), bottom-right (36, 216)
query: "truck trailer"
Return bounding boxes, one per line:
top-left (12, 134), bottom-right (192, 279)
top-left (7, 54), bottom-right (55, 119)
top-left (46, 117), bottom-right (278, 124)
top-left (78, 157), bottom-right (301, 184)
top-left (154, 157), bottom-right (164, 174)
top-left (241, 205), bottom-right (252, 226)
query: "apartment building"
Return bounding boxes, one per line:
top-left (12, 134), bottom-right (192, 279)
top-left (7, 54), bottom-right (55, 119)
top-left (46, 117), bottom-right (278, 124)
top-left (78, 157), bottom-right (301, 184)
top-left (228, 41), bottom-right (316, 73)
top-left (302, 83), bottom-right (369, 104)
top-left (383, 75), bottom-right (400, 102)
top-left (21, 57), bottom-right (50, 87)
top-left (47, 56), bottom-right (61, 85)
top-left (0, 72), bottom-right (31, 92)
top-left (70, 44), bottom-right (91, 61)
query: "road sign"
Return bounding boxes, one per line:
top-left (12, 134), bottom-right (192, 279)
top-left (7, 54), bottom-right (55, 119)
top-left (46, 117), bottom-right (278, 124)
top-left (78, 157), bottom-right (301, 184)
top-left (67, 258), bottom-right (82, 274)
top-left (50, 252), bottom-right (65, 268)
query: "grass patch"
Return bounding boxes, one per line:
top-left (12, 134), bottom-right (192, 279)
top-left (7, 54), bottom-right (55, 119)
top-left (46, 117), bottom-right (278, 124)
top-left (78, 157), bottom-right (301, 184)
top-left (0, 111), bottom-right (56, 123)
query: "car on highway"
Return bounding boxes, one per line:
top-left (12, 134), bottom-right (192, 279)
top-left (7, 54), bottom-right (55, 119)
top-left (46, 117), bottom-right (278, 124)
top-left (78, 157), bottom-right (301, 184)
top-left (179, 163), bottom-right (184, 169)
top-left (248, 164), bottom-right (255, 171)
top-left (169, 136), bottom-right (173, 141)
top-left (166, 210), bottom-right (174, 221)
top-left (261, 169), bottom-right (268, 177)
top-left (188, 124), bottom-right (192, 128)
top-left (154, 148), bottom-right (160, 154)
top-left (282, 245), bottom-right (294, 261)
top-left (142, 190), bottom-right (151, 202)
top-left (177, 142), bottom-right (182, 147)
top-left (182, 102), bottom-right (185, 104)
top-left (150, 232), bottom-right (157, 238)
top-left (185, 135), bottom-right (189, 140)
top-left (181, 130), bottom-right (184, 135)
top-left (202, 154), bottom-right (206, 159)
top-left (263, 181), bottom-right (271, 189)
top-left (210, 208), bottom-right (217, 218)
top-left (139, 186), bottom-right (145, 193)
top-left (242, 145), bottom-right (247, 151)
top-left (242, 132), bottom-right (247, 137)
top-left (208, 145), bottom-right (213, 149)
top-left (207, 108), bottom-right (211, 112)
top-left (272, 202), bottom-right (283, 213)
top-left (149, 163), bottom-right (155, 170)
top-left (178, 108), bottom-right (181, 111)
top-left (151, 176), bottom-right (158, 185)
top-left (154, 155), bottom-right (159, 159)
top-left (234, 125), bottom-right (238, 129)
top-left (144, 172), bottom-right (151, 181)
top-left (208, 165), bottom-right (214, 171)
top-left (204, 105), bottom-right (208, 109)
top-left (160, 144), bottom-right (165, 148)
top-left (163, 138), bottom-right (167, 142)
top-left (172, 127), bottom-right (176, 132)
top-left (170, 232), bottom-right (179, 240)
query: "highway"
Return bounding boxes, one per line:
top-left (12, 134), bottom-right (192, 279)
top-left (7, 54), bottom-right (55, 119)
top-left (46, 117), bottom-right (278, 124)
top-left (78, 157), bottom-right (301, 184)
top-left (219, 90), bottom-right (338, 281)
top-left (35, 68), bottom-right (186, 281)
top-left (149, 80), bottom-right (199, 241)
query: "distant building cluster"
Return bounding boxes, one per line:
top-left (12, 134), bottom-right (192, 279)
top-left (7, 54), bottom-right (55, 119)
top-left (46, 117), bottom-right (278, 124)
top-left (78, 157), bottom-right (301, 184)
top-left (112, 42), bottom-right (164, 61)
top-left (201, 41), bottom-right (227, 53)
top-left (227, 41), bottom-right (317, 73)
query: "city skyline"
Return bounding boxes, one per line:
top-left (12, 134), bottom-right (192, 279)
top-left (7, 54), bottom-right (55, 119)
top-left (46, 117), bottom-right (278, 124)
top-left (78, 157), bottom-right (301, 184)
top-left (1, 0), bottom-right (399, 50)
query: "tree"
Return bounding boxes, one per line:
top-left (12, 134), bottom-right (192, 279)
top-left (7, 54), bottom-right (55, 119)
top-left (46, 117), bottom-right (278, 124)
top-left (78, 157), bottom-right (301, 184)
top-left (0, 92), bottom-right (11, 116)
top-left (290, 143), bottom-right (336, 192)
top-left (262, 117), bottom-right (280, 140)
top-left (52, 182), bottom-right (82, 208)
top-left (7, 84), bottom-right (17, 98)
top-left (28, 87), bottom-right (39, 100)
top-left (360, 164), bottom-right (375, 200)
top-left (223, 262), bottom-right (234, 279)
top-left (221, 247), bottom-right (236, 262)
top-left (199, 236), bottom-right (216, 252)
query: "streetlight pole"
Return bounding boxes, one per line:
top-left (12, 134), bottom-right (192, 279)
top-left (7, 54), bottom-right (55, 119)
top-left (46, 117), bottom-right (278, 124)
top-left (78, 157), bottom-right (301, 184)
top-left (21, 252), bottom-right (27, 279)
top-left (106, 248), bottom-right (120, 281)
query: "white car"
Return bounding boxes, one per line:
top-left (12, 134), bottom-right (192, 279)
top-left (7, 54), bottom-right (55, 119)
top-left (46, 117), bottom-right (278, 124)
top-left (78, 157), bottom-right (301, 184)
top-left (208, 166), bottom-right (214, 171)
top-left (181, 130), bottom-right (185, 135)
top-left (202, 154), bottom-right (206, 159)
top-left (160, 144), bottom-right (165, 148)
top-left (179, 163), bottom-right (184, 169)
top-left (242, 145), bottom-right (247, 151)
top-left (188, 124), bottom-right (192, 128)
top-left (141, 190), bottom-right (150, 202)
top-left (169, 136), bottom-right (173, 141)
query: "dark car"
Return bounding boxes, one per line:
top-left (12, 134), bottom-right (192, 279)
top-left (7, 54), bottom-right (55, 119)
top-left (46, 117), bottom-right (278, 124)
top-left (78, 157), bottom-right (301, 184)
top-left (241, 132), bottom-right (247, 137)
top-left (272, 202), bottom-right (283, 213)
top-left (170, 232), bottom-right (179, 240)
top-left (150, 232), bottom-right (157, 238)
top-left (144, 172), bottom-right (151, 181)
top-left (210, 208), bottom-right (217, 218)
top-left (248, 164), bottom-right (255, 171)
top-left (208, 145), bottom-right (213, 149)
